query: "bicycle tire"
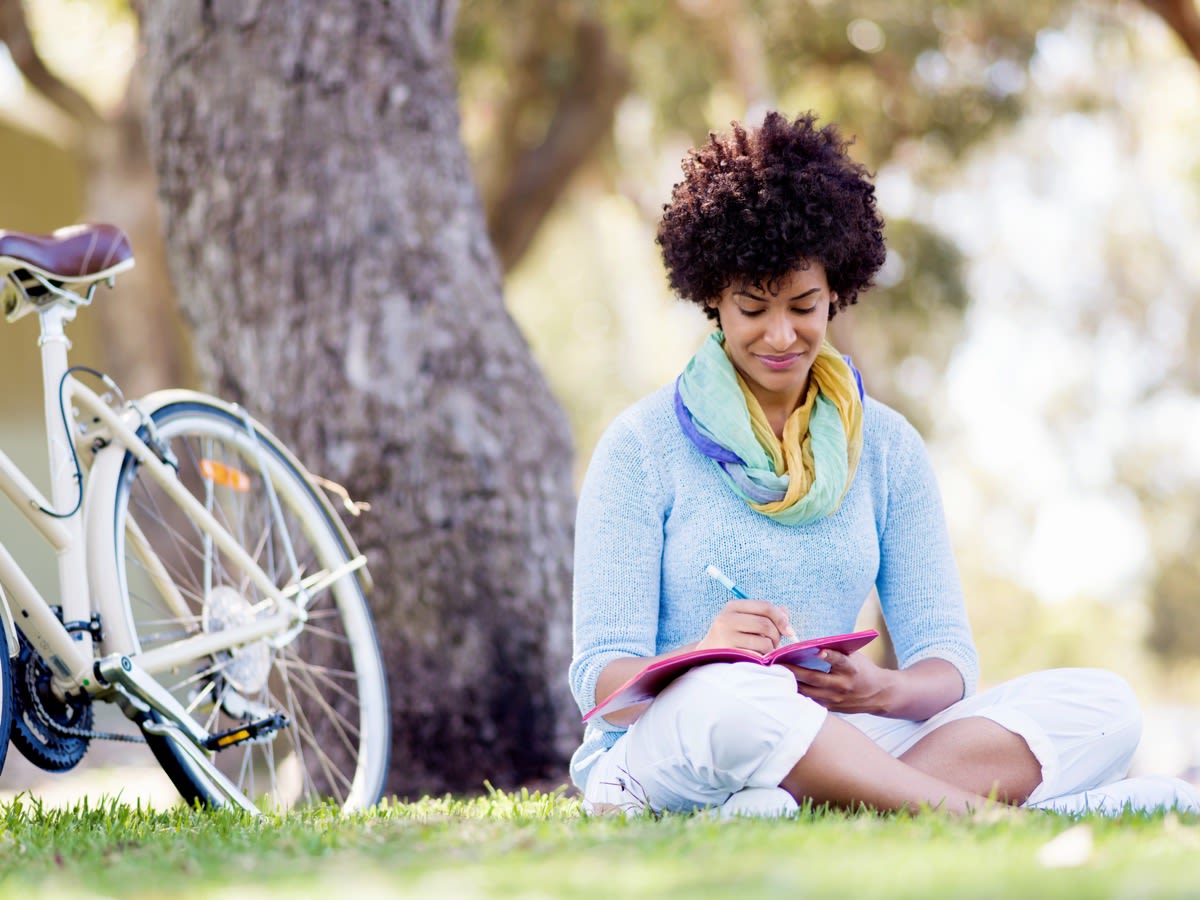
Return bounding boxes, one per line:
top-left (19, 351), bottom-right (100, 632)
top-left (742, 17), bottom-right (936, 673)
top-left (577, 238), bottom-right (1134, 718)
top-left (0, 623), bottom-right (11, 777)
top-left (100, 398), bottom-right (390, 811)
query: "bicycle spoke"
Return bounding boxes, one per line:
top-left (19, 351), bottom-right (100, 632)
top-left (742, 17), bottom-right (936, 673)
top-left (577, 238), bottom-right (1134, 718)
top-left (236, 739), bottom-right (255, 796)
top-left (274, 668), bottom-right (353, 802)
top-left (184, 678), bottom-right (219, 716)
top-left (289, 622), bottom-right (354, 646)
top-left (112, 403), bottom-right (387, 810)
top-left (279, 653), bottom-right (363, 703)
top-left (276, 659), bottom-right (361, 760)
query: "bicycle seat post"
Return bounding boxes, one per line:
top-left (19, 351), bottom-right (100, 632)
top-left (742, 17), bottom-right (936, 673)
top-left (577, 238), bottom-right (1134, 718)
top-left (36, 300), bottom-right (94, 657)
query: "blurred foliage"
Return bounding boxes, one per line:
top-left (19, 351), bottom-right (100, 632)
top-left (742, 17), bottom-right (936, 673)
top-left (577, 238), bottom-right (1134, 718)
top-left (459, 0), bottom-right (1200, 683)
top-left (1138, 478), bottom-right (1200, 662)
top-left (454, 0), bottom-right (1075, 426)
top-left (966, 570), bottom-right (1147, 686)
top-left (609, 0), bottom-right (1047, 165)
top-left (21, 0), bottom-right (137, 112)
top-left (457, 0), bottom-right (1067, 171)
top-left (1147, 543), bottom-right (1200, 663)
top-left (0, 124), bottom-right (82, 234)
top-left (842, 219), bottom-right (969, 430)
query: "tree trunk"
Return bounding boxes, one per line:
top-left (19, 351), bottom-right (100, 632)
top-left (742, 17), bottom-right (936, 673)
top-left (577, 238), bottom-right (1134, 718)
top-left (136, 0), bottom-right (577, 797)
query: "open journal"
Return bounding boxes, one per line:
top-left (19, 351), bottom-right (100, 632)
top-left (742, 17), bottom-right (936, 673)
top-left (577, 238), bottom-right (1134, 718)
top-left (582, 628), bottom-right (879, 722)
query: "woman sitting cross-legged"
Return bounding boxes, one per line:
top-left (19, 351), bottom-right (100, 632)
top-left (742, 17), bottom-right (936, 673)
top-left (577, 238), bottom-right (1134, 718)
top-left (567, 110), bottom-right (1200, 818)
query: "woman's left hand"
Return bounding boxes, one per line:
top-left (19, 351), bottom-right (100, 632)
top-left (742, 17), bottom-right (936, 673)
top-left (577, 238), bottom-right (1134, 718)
top-left (784, 649), bottom-right (895, 715)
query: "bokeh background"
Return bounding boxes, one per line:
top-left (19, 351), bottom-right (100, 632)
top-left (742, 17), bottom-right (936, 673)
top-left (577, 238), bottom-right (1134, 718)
top-left (2, 0), bottom-right (1199, 794)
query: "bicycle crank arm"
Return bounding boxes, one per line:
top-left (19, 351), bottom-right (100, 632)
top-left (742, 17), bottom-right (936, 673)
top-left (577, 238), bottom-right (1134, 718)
top-left (96, 654), bottom-right (211, 745)
top-left (95, 653), bottom-right (259, 813)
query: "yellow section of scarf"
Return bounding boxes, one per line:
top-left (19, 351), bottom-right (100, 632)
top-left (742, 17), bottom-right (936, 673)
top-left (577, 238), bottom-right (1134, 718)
top-left (732, 342), bottom-right (864, 515)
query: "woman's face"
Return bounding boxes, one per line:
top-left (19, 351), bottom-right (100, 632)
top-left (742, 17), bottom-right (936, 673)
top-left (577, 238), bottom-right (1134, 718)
top-left (706, 263), bottom-right (833, 427)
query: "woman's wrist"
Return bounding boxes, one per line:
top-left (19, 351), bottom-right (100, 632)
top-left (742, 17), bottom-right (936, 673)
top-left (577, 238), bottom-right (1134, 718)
top-left (873, 665), bottom-right (903, 717)
top-left (879, 658), bottom-right (962, 720)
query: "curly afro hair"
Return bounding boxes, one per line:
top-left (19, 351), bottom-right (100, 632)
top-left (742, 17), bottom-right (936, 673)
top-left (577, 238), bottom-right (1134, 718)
top-left (656, 111), bottom-right (886, 320)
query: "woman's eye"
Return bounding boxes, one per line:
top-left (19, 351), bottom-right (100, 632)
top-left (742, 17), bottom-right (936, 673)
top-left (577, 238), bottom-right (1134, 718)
top-left (738, 307), bottom-right (764, 317)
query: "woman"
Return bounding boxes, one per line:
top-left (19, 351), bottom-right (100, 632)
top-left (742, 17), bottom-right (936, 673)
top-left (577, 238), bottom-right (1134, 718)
top-left (568, 111), bottom-right (1199, 817)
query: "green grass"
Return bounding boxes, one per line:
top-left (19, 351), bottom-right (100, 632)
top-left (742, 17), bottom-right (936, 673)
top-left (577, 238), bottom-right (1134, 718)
top-left (1, 787), bottom-right (1198, 899)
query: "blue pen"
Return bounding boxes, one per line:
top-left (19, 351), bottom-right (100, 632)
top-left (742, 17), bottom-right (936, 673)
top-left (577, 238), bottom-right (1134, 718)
top-left (705, 564), bottom-right (748, 598)
top-left (705, 564), bottom-right (796, 645)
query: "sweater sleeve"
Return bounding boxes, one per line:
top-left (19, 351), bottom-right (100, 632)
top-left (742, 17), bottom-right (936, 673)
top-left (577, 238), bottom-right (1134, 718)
top-left (567, 412), bottom-right (670, 727)
top-left (875, 418), bottom-right (980, 697)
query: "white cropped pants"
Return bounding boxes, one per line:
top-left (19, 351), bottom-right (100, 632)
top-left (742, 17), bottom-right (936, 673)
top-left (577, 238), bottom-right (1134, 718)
top-left (583, 662), bottom-right (1191, 816)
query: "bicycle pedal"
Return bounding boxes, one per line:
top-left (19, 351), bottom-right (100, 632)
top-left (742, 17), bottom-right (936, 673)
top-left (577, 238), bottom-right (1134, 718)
top-left (203, 712), bottom-right (290, 750)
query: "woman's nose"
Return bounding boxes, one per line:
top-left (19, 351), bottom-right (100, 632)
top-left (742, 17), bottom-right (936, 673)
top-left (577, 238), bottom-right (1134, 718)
top-left (763, 311), bottom-right (796, 349)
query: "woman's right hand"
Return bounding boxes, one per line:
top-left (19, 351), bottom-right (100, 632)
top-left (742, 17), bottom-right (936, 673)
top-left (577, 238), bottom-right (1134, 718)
top-left (593, 600), bottom-right (795, 725)
top-left (696, 600), bottom-right (796, 655)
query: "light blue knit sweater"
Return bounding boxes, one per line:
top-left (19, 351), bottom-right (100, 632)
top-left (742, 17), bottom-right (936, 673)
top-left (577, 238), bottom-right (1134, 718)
top-left (568, 382), bottom-right (979, 789)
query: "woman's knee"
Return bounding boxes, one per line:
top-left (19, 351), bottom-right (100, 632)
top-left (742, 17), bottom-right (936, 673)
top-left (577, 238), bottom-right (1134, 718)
top-left (638, 663), bottom-right (823, 784)
top-left (1020, 668), bottom-right (1144, 798)
top-left (1079, 668), bottom-right (1142, 747)
top-left (1020, 667), bottom-right (1143, 758)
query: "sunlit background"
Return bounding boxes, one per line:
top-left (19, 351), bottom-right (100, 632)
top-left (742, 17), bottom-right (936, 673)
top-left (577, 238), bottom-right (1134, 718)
top-left (2, 0), bottom-right (1199, 791)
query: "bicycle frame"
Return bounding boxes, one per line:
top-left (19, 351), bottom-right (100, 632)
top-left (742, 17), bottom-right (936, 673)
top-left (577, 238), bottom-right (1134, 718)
top-left (0, 302), bottom-right (306, 700)
top-left (0, 228), bottom-right (388, 813)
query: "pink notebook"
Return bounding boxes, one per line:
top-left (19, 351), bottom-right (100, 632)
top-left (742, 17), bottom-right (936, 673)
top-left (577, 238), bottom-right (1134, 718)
top-left (583, 628), bottom-right (878, 722)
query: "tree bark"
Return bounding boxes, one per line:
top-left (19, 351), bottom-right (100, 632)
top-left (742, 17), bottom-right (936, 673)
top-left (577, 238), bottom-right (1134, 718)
top-left (136, 0), bottom-right (577, 797)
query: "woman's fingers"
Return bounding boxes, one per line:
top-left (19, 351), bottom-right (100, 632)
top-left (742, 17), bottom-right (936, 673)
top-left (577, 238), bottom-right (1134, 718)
top-left (720, 600), bottom-right (793, 641)
top-left (700, 601), bottom-right (794, 653)
top-left (790, 650), bottom-right (886, 712)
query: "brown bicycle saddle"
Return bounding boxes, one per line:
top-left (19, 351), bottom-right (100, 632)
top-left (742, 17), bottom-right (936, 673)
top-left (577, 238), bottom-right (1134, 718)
top-left (0, 224), bottom-right (134, 281)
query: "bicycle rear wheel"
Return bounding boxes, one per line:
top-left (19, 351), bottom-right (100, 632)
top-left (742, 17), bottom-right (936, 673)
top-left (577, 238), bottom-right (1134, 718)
top-left (103, 398), bottom-right (389, 811)
top-left (0, 622), bottom-right (11, 777)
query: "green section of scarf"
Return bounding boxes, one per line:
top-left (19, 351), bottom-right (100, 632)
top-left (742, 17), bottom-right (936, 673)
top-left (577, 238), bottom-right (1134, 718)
top-left (676, 331), bottom-right (863, 526)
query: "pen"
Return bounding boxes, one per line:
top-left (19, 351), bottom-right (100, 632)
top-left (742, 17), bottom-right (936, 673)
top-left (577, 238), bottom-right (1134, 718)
top-left (705, 564), bottom-right (795, 644)
top-left (705, 564), bottom-right (748, 598)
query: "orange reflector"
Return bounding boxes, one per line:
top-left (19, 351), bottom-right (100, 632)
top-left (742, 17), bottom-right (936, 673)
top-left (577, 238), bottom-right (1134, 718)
top-left (199, 459), bottom-right (251, 493)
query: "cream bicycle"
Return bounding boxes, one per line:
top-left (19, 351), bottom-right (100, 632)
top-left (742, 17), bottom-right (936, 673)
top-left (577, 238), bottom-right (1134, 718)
top-left (0, 224), bottom-right (390, 813)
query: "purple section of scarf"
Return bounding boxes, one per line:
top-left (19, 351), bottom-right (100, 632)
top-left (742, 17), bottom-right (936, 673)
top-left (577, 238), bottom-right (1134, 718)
top-left (719, 460), bottom-right (786, 503)
top-left (844, 355), bottom-right (865, 400)
top-left (673, 377), bottom-right (744, 466)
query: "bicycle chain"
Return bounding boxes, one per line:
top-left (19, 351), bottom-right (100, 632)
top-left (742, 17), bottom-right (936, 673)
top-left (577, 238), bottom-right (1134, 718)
top-left (20, 644), bottom-right (145, 745)
top-left (24, 667), bottom-right (145, 744)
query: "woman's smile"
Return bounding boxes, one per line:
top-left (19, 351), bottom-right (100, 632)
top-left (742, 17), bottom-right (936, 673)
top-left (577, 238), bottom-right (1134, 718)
top-left (707, 263), bottom-right (833, 434)
top-left (756, 352), bottom-right (804, 371)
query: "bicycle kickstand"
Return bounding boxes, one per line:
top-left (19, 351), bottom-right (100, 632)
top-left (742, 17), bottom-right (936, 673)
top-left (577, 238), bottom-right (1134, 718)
top-left (94, 653), bottom-right (261, 815)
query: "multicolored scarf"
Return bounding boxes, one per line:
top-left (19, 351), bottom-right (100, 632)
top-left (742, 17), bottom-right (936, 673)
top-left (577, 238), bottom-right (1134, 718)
top-left (675, 331), bottom-right (864, 525)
